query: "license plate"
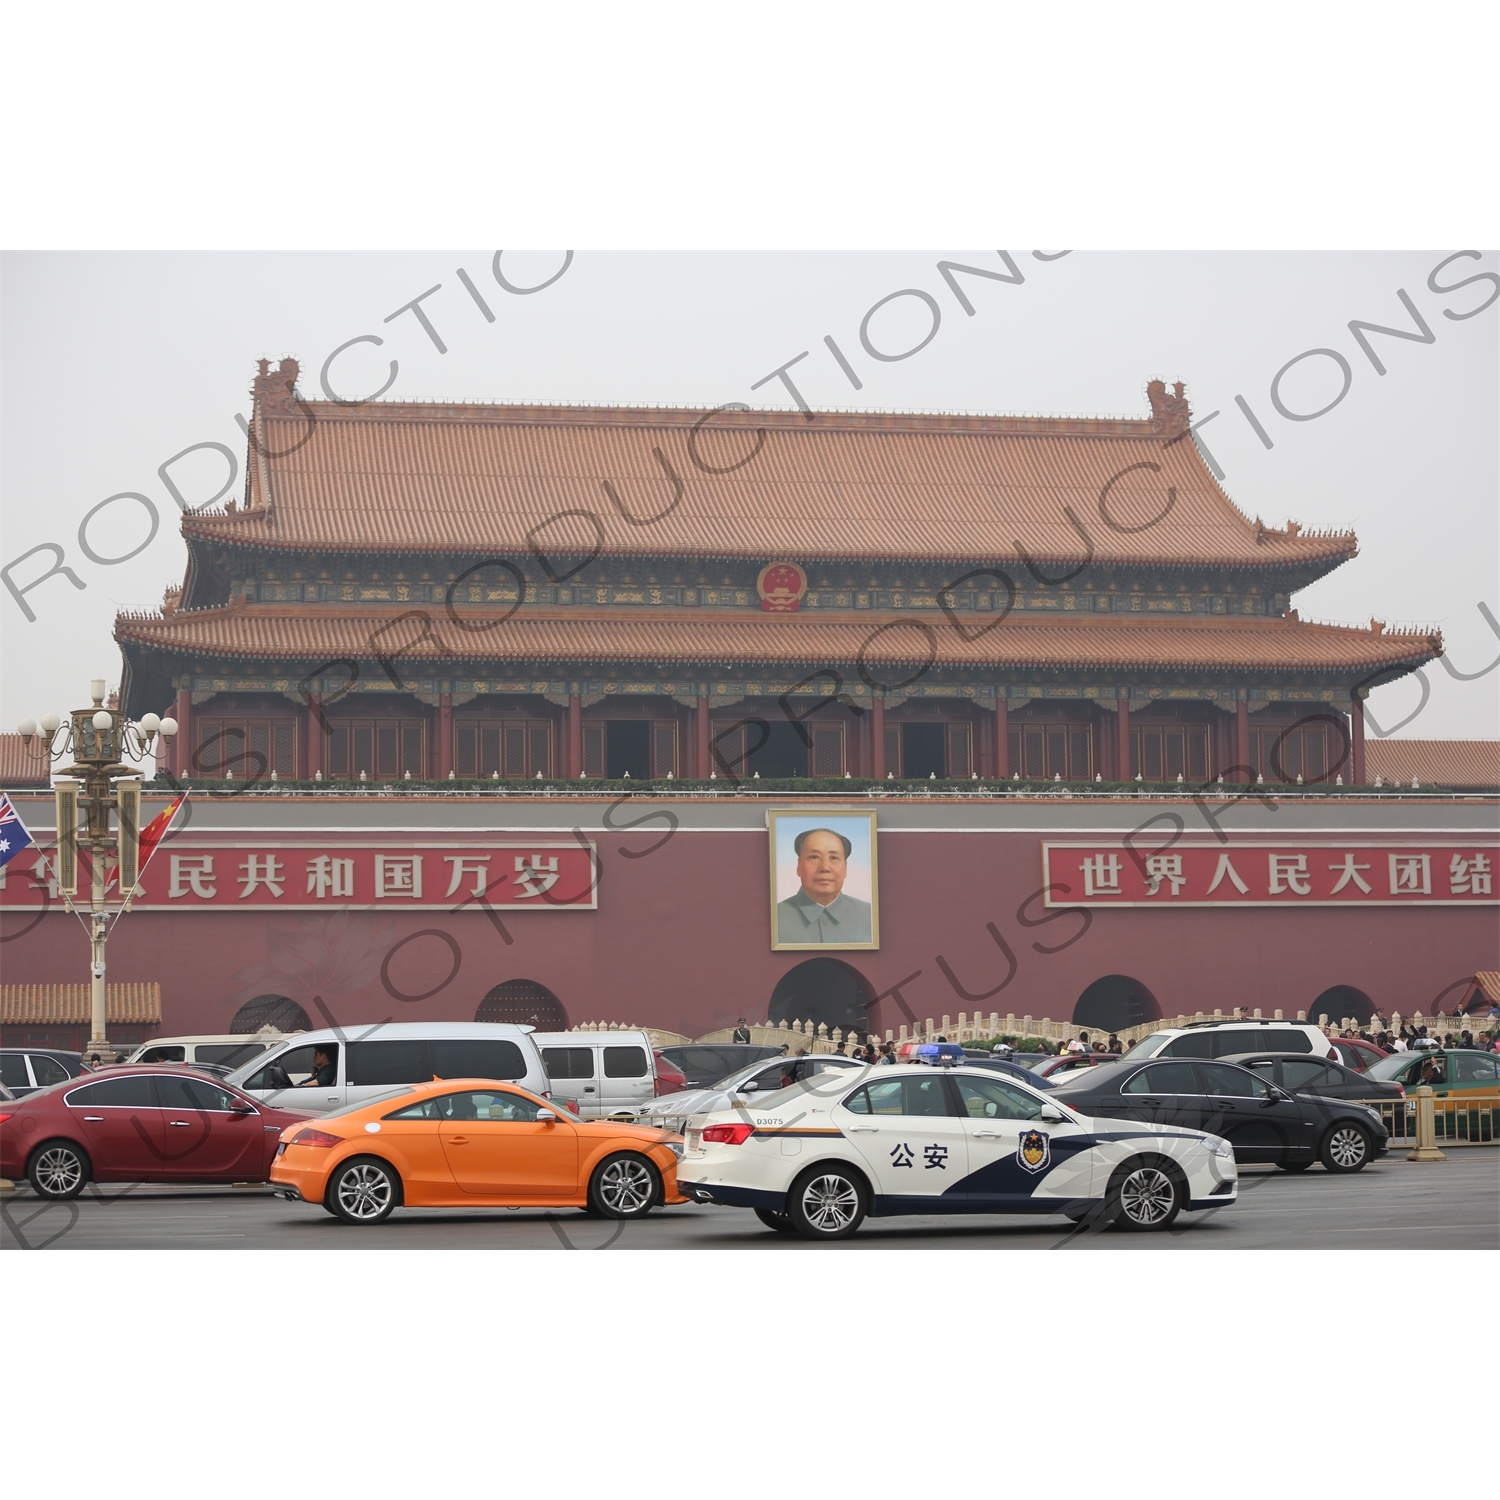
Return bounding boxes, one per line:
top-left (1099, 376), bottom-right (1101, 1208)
top-left (685, 1130), bottom-right (702, 1152)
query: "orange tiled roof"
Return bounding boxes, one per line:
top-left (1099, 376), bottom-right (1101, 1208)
top-left (115, 604), bottom-right (1440, 675)
top-left (1, 984), bottom-right (162, 1026)
top-left (1365, 739), bottom-right (1500, 790)
top-left (0, 733), bottom-right (50, 788)
top-left (185, 372), bottom-right (1358, 572)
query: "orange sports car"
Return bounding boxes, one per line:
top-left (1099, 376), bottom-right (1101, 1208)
top-left (269, 1077), bottom-right (687, 1224)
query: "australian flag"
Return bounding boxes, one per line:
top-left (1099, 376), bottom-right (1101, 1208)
top-left (0, 792), bottom-right (36, 870)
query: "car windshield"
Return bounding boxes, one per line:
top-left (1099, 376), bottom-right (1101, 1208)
top-left (1365, 1053), bottom-right (1420, 1081)
top-left (319, 1087), bottom-right (415, 1118)
top-left (1120, 1033), bottom-right (1171, 1060)
top-left (753, 1070), bottom-right (877, 1112)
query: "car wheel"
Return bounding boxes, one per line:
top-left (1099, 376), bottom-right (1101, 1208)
top-left (754, 1207), bottom-right (797, 1234)
top-left (1276, 1161), bottom-right (1312, 1172)
top-left (786, 1164), bottom-right (867, 1240)
top-left (1320, 1121), bottom-right (1371, 1172)
top-left (1109, 1160), bottom-right (1182, 1232)
top-left (588, 1153), bottom-right (660, 1219)
top-left (27, 1139), bottom-right (90, 1200)
top-left (326, 1156), bottom-right (400, 1224)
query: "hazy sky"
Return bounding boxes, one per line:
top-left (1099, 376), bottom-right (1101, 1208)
top-left (2, 249), bottom-right (1495, 744)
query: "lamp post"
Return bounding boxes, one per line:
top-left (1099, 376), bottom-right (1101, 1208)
top-left (16, 678), bottom-right (176, 1061)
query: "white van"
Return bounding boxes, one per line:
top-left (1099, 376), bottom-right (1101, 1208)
top-left (125, 1034), bottom-right (289, 1070)
top-left (223, 1021), bottom-right (549, 1115)
top-left (531, 1031), bottom-right (658, 1118)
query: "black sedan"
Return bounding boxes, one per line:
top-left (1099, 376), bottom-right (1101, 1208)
top-left (1221, 1052), bottom-right (1404, 1106)
top-left (656, 1044), bottom-right (782, 1088)
top-left (1048, 1056), bottom-right (1389, 1172)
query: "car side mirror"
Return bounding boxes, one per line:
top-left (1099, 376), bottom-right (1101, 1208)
top-left (1039, 1107), bottom-right (1066, 1123)
top-left (1266, 1087), bottom-right (1291, 1103)
top-left (740, 1080), bottom-right (758, 1093)
top-left (536, 1108), bottom-right (558, 1122)
top-left (230, 1098), bottom-right (255, 1113)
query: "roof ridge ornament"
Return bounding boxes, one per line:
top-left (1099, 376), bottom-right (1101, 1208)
top-left (1146, 378), bottom-right (1191, 437)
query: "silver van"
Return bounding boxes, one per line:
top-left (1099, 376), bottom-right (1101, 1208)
top-left (125, 1033), bottom-right (288, 1071)
top-left (531, 1031), bottom-right (657, 1118)
top-left (223, 1021), bottom-right (549, 1115)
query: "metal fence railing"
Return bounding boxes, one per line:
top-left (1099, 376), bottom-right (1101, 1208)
top-left (1365, 1096), bottom-right (1499, 1146)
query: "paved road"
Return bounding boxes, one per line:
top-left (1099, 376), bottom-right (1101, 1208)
top-left (3, 1153), bottom-right (1495, 1251)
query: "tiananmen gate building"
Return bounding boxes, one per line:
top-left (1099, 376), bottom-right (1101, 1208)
top-left (3, 361), bottom-right (1496, 1047)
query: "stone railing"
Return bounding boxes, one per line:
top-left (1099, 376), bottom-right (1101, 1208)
top-left (573, 1010), bottom-right (1497, 1057)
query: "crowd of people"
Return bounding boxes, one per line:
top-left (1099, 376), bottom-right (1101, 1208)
top-left (1360, 1020), bottom-right (1499, 1053)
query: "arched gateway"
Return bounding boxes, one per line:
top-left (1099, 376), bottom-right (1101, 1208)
top-left (476, 980), bottom-right (568, 1030)
top-left (230, 995), bottom-right (312, 1034)
top-left (768, 959), bottom-right (873, 1034)
top-left (1310, 985), bottom-right (1374, 1025)
top-left (1073, 975), bottom-right (1161, 1033)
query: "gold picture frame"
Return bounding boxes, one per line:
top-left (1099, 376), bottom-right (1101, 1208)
top-left (768, 808), bottom-right (879, 951)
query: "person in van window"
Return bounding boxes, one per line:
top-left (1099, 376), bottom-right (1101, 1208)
top-left (1418, 1058), bottom-right (1443, 1089)
top-left (298, 1047), bottom-right (336, 1087)
top-left (732, 1018), bottom-right (751, 1044)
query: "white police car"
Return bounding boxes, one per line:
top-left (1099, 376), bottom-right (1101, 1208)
top-left (676, 1053), bottom-right (1238, 1239)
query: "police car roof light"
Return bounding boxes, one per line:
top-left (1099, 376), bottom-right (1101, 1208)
top-left (915, 1042), bottom-right (963, 1065)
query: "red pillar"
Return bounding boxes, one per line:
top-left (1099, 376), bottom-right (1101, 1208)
top-left (1117, 697), bottom-right (1131, 782)
top-left (568, 693), bottom-right (583, 778)
top-left (995, 700), bottom-right (1009, 779)
top-left (694, 695), bottom-right (709, 780)
top-left (1351, 696), bottom-right (1366, 784)
top-left (304, 694), bottom-right (322, 780)
top-left (1236, 699), bottom-right (1251, 782)
top-left (872, 695), bottom-right (886, 779)
top-left (437, 692), bottom-right (452, 778)
top-left (174, 687), bottom-right (192, 778)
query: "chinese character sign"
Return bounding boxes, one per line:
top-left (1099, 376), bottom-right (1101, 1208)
top-left (0, 841), bottom-right (598, 911)
top-left (1042, 843), bottom-right (1500, 907)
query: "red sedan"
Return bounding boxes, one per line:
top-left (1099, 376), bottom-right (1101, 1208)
top-left (1329, 1038), bottom-right (1389, 1072)
top-left (0, 1066), bottom-right (310, 1200)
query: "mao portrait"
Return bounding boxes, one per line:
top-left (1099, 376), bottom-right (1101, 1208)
top-left (768, 810), bottom-right (879, 951)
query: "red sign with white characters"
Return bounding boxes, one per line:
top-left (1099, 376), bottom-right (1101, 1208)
top-left (1042, 842), bottom-right (1499, 907)
top-left (0, 841), bottom-right (597, 911)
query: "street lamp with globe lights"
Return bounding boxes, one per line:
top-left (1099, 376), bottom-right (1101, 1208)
top-left (16, 679), bottom-right (177, 1061)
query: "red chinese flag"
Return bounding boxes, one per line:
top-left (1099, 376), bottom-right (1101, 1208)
top-left (136, 795), bottom-right (186, 873)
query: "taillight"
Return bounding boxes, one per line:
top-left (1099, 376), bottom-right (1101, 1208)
top-left (565, 1100), bottom-right (579, 1114)
top-left (1394, 1084), bottom-right (1405, 1096)
top-left (702, 1123), bottom-right (755, 1145)
top-left (0, 1112), bottom-right (13, 1124)
top-left (289, 1127), bottom-right (341, 1148)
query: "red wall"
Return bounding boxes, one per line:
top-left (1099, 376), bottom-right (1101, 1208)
top-left (5, 826), bottom-right (1494, 1039)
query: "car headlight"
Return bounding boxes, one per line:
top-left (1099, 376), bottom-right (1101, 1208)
top-left (1363, 1107), bottom-right (1384, 1126)
top-left (662, 1140), bottom-right (685, 1159)
top-left (1205, 1136), bottom-right (1234, 1159)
